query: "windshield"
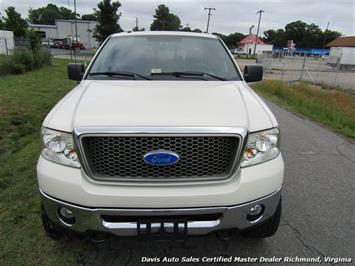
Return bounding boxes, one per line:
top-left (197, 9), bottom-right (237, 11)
top-left (87, 35), bottom-right (241, 81)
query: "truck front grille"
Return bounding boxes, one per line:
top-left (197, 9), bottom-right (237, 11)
top-left (80, 135), bottom-right (241, 181)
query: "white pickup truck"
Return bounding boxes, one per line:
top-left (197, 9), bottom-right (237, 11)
top-left (37, 31), bottom-right (284, 240)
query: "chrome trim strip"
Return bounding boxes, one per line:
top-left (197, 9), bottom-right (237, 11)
top-left (74, 127), bottom-right (248, 136)
top-left (101, 220), bottom-right (221, 230)
top-left (40, 187), bottom-right (281, 236)
top-left (73, 127), bottom-right (248, 183)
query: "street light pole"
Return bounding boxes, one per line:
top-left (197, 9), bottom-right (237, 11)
top-left (204, 7), bottom-right (216, 33)
top-left (249, 25), bottom-right (254, 35)
top-left (253, 10), bottom-right (264, 58)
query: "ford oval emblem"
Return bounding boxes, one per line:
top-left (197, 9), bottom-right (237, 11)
top-left (143, 151), bottom-right (180, 166)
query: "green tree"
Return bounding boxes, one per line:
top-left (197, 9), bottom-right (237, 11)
top-left (27, 29), bottom-right (42, 52)
top-left (212, 32), bottom-right (245, 48)
top-left (181, 26), bottom-right (191, 32)
top-left (150, 5), bottom-right (181, 31)
top-left (212, 32), bottom-right (227, 43)
top-left (132, 26), bottom-right (145, 31)
top-left (264, 29), bottom-right (286, 47)
top-left (28, 4), bottom-right (76, 25)
top-left (81, 13), bottom-right (97, 21)
top-left (225, 32), bottom-right (246, 48)
top-left (192, 28), bottom-right (202, 33)
top-left (323, 30), bottom-right (341, 46)
top-left (264, 21), bottom-right (341, 48)
top-left (0, 17), bottom-right (4, 30)
top-left (94, 0), bottom-right (123, 43)
top-left (3, 6), bottom-right (28, 37)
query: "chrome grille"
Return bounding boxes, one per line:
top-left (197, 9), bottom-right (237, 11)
top-left (80, 135), bottom-right (240, 181)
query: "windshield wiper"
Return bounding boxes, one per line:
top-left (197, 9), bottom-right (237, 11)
top-left (151, 71), bottom-right (226, 81)
top-left (88, 71), bottom-right (151, 80)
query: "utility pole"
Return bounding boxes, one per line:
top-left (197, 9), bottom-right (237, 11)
top-left (73, 0), bottom-right (78, 63)
top-left (320, 22), bottom-right (330, 56)
top-left (253, 10), bottom-right (264, 58)
top-left (204, 7), bottom-right (216, 33)
top-left (136, 17), bottom-right (139, 29)
top-left (316, 22), bottom-right (330, 82)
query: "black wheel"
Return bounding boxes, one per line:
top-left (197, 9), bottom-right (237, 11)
top-left (41, 204), bottom-right (65, 240)
top-left (241, 198), bottom-right (282, 238)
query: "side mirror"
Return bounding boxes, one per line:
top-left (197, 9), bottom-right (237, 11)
top-left (243, 65), bottom-right (263, 82)
top-left (68, 63), bottom-right (85, 81)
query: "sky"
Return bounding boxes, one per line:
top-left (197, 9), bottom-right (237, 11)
top-left (0, 0), bottom-right (354, 36)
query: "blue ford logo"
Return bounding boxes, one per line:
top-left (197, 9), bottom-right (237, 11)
top-left (143, 151), bottom-right (180, 166)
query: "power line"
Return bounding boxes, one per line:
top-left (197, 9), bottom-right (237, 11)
top-left (204, 7), bottom-right (216, 33)
top-left (253, 9), bottom-right (264, 57)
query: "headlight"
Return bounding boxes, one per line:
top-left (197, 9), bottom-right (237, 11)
top-left (241, 128), bottom-right (280, 167)
top-left (41, 127), bottom-right (80, 168)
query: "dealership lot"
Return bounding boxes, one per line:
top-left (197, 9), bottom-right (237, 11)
top-left (75, 101), bottom-right (355, 265)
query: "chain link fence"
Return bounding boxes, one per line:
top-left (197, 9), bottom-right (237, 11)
top-left (254, 53), bottom-right (355, 91)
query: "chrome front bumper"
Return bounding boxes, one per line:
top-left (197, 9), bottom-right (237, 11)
top-left (40, 188), bottom-right (281, 236)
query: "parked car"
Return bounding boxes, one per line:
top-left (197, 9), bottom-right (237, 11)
top-left (52, 39), bottom-right (65, 49)
top-left (234, 48), bottom-right (247, 55)
top-left (70, 41), bottom-right (85, 50)
top-left (37, 32), bottom-right (284, 240)
top-left (41, 40), bottom-right (54, 47)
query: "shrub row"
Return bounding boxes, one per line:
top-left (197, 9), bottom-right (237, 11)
top-left (0, 49), bottom-right (51, 76)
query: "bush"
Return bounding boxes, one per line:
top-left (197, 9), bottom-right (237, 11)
top-left (13, 49), bottom-right (34, 71)
top-left (0, 55), bottom-right (14, 75)
top-left (41, 49), bottom-right (52, 65)
top-left (0, 48), bottom-right (51, 76)
top-left (27, 29), bottom-right (42, 53)
top-left (11, 63), bottom-right (26, 74)
top-left (33, 49), bottom-right (52, 69)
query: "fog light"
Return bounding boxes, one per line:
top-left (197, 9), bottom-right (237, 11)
top-left (59, 207), bottom-right (74, 218)
top-left (247, 204), bottom-right (264, 222)
top-left (58, 207), bottom-right (76, 225)
top-left (249, 205), bottom-right (263, 216)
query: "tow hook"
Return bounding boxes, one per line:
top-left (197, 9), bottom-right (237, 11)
top-left (91, 232), bottom-right (108, 243)
top-left (216, 230), bottom-right (233, 240)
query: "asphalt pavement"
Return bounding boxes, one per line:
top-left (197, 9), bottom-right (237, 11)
top-left (74, 101), bottom-right (354, 265)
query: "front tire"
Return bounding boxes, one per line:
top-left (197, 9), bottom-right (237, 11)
top-left (241, 198), bottom-right (282, 238)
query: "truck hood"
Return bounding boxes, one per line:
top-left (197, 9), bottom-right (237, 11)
top-left (44, 80), bottom-right (276, 132)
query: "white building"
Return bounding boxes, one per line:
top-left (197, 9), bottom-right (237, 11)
top-left (0, 30), bottom-right (14, 54)
top-left (28, 19), bottom-right (98, 49)
top-left (327, 36), bottom-right (355, 67)
top-left (236, 34), bottom-right (273, 55)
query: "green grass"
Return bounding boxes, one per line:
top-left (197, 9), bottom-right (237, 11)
top-left (60, 49), bottom-right (97, 57)
top-left (0, 59), bottom-right (90, 265)
top-left (77, 49), bottom-right (98, 56)
top-left (252, 80), bottom-right (355, 139)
